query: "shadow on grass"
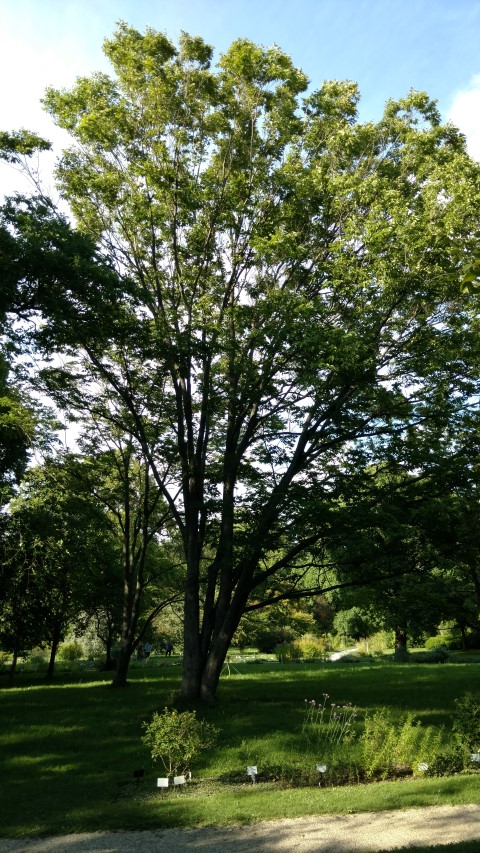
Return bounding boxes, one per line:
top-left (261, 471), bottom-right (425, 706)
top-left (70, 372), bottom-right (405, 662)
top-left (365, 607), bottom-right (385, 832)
top-left (1, 662), bottom-right (480, 838)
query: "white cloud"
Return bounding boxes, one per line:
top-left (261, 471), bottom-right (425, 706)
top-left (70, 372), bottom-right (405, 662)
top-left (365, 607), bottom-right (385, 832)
top-left (448, 74), bottom-right (480, 162)
top-left (0, 2), bottom-right (110, 201)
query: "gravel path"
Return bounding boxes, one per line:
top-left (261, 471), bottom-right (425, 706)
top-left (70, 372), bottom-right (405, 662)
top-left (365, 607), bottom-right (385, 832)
top-left (1, 805), bottom-right (480, 852)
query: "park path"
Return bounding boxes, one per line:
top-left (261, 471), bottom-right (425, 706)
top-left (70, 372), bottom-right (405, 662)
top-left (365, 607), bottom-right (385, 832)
top-left (1, 804), bottom-right (480, 852)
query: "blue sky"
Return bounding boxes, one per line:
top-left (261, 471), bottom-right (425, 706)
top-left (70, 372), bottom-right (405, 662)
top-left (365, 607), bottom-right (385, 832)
top-left (1, 0), bottom-right (480, 198)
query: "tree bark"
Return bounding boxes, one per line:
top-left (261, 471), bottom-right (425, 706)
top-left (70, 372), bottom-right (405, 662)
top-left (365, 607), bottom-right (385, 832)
top-left (46, 625), bottom-right (61, 680)
top-left (8, 637), bottom-right (20, 687)
top-left (394, 627), bottom-right (409, 662)
top-left (111, 643), bottom-right (132, 687)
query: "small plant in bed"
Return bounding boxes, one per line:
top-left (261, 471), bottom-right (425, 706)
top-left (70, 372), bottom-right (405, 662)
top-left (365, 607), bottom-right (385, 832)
top-left (142, 707), bottom-right (218, 783)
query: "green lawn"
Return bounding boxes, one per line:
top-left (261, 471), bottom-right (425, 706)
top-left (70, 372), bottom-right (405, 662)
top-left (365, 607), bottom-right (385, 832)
top-left (1, 658), bottom-right (480, 838)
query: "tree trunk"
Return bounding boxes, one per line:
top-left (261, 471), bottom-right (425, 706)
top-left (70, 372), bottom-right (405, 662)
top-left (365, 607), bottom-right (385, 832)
top-left (8, 639), bottom-right (20, 687)
top-left (46, 627), bottom-right (61, 680)
top-left (105, 635), bottom-right (115, 669)
top-left (111, 643), bottom-right (133, 687)
top-left (394, 627), bottom-right (409, 662)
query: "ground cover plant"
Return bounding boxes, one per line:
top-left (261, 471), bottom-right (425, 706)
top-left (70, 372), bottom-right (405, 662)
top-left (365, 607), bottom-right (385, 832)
top-left (1, 660), bottom-right (480, 838)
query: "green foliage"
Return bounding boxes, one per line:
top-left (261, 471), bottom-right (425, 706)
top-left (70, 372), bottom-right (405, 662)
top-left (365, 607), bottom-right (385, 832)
top-left (275, 633), bottom-right (326, 662)
top-left (425, 646), bottom-right (450, 663)
top-left (426, 746), bottom-right (467, 777)
top-left (453, 692), bottom-right (480, 751)
top-left (58, 641), bottom-right (84, 662)
top-left (142, 707), bottom-right (218, 777)
top-left (275, 641), bottom-right (302, 662)
top-left (361, 709), bottom-right (444, 779)
top-left (1, 662), bottom-right (480, 836)
top-left (7, 21), bottom-right (480, 700)
top-left (333, 608), bottom-right (379, 642)
top-left (242, 605), bottom-right (315, 653)
top-left (0, 129), bottom-right (50, 162)
top-left (302, 694), bottom-right (358, 755)
top-left (425, 635), bottom-right (450, 651)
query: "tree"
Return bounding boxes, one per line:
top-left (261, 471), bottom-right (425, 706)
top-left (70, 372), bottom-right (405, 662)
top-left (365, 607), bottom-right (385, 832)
top-left (333, 607), bottom-right (380, 647)
top-left (0, 456), bottom-right (119, 680)
top-left (8, 25), bottom-right (480, 701)
top-left (0, 513), bottom-right (52, 686)
top-left (74, 438), bottom-right (184, 686)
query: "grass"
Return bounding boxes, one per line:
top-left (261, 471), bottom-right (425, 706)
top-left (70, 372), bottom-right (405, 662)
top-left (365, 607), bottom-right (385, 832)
top-left (374, 846), bottom-right (480, 853)
top-left (1, 657), bottom-right (480, 838)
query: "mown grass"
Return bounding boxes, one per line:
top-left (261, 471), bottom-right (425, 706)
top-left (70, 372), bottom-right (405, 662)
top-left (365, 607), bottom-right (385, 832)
top-left (1, 658), bottom-right (480, 838)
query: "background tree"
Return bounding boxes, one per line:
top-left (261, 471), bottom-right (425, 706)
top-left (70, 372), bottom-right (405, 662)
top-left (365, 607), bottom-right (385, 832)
top-left (3, 25), bottom-right (478, 701)
top-left (0, 456), bottom-right (121, 680)
top-left (75, 438), bottom-right (184, 686)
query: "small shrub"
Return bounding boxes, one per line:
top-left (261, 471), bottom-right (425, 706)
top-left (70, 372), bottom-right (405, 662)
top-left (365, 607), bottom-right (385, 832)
top-left (27, 653), bottom-right (48, 670)
top-left (58, 641), bottom-right (83, 662)
top-left (295, 634), bottom-right (327, 660)
top-left (368, 630), bottom-right (395, 652)
top-left (425, 646), bottom-right (449, 663)
top-left (142, 707), bottom-right (218, 778)
top-left (276, 635), bottom-right (326, 662)
top-left (275, 642), bottom-right (302, 662)
top-left (361, 709), bottom-right (443, 779)
top-left (426, 745), bottom-right (467, 776)
top-left (453, 692), bottom-right (480, 750)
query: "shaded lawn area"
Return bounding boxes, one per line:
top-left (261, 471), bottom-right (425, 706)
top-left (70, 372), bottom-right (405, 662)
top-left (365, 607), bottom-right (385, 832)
top-left (1, 661), bottom-right (480, 838)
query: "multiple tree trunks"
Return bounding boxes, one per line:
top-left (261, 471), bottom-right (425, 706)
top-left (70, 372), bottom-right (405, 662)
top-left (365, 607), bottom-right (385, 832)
top-left (2, 26), bottom-right (480, 697)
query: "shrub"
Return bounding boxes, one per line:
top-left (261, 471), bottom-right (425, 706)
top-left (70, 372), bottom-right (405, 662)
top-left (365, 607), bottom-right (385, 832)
top-left (426, 746), bottom-right (467, 776)
top-left (275, 634), bottom-right (326, 662)
top-left (361, 709), bottom-right (443, 779)
top-left (58, 641), bottom-right (83, 662)
top-left (453, 692), bottom-right (480, 751)
top-left (275, 641), bottom-right (302, 662)
top-left (425, 646), bottom-right (449, 663)
top-left (142, 707), bottom-right (218, 778)
top-left (295, 634), bottom-right (327, 660)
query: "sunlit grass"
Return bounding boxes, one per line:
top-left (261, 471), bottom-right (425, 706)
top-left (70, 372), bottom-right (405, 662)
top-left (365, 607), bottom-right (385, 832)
top-left (1, 660), bottom-right (480, 838)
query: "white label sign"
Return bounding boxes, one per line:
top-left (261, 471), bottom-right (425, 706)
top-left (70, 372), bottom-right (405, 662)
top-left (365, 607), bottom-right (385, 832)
top-left (174, 775), bottom-right (186, 785)
top-left (157, 777), bottom-right (169, 787)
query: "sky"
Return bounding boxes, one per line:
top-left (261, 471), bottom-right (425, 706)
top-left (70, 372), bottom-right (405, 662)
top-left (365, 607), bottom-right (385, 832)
top-left (1, 0), bottom-right (480, 199)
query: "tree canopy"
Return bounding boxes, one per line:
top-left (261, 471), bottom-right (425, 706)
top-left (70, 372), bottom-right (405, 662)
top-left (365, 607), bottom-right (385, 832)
top-left (3, 24), bottom-right (480, 699)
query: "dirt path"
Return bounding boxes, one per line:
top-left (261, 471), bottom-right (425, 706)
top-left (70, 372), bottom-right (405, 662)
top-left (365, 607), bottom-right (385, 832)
top-left (1, 804), bottom-right (480, 852)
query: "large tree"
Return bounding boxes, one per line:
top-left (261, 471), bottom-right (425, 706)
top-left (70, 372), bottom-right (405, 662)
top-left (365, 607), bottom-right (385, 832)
top-left (8, 25), bottom-right (480, 700)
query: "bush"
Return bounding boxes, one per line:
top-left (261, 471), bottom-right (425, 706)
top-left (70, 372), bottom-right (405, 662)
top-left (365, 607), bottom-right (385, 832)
top-left (361, 709), bottom-right (443, 779)
top-left (58, 641), bottom-right (83, 662)
top-left (426, 746), bottom-right (467, 776)
top-left (275, 641), bottom-right (302, 662)
top-left (142, 707), bottom-right (218, 778)
top-left (275, 634), bottom-right (326, 662)
top-left (27, 653), bottom-right (48, 670)
top-left (453, 692), bottom-right (480, 751)
top-left (425, 646), bottom-right (449, 663)
top-left (295, 634), bottom-right (327, 659)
